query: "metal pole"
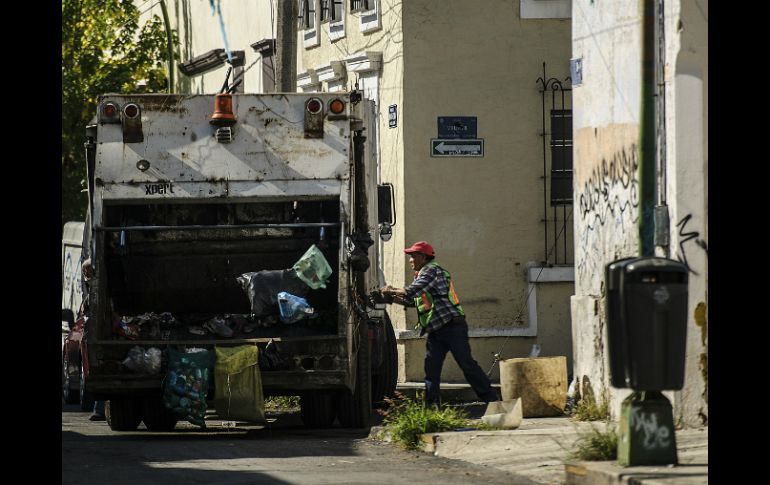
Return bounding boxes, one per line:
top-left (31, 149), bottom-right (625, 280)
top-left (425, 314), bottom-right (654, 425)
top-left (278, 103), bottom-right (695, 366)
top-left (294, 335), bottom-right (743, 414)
top-left (96, 222), bottom-right (341, 232)
top-left (541, 63), bottom-right (548, 263)
top-left (276, 0), bottom-right (298, 92)
top-left (159, 0), bottom-right (175, 93)
top-left (639, 0), bottom-right (656, 256)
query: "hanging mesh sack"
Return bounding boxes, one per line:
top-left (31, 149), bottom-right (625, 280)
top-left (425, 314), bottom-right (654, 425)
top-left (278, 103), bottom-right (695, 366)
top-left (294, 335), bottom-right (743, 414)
top-left (214, 345), bottom-right (265, 423)
top-left (163, 348), bottom-right (212, 427)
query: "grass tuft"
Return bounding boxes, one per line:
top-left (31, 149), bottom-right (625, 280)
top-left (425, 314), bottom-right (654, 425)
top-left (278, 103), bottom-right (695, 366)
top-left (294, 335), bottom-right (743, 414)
top-left (377, 391), bottom-right (472, 450)
top-left (570, 393), bottom-right (610, 421)
top-left (569, 423), bottom-right (618, 461)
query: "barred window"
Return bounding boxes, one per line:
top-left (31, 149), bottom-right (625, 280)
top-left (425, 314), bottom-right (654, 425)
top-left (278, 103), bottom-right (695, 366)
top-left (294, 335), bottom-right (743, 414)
top-left (350, 0), bottom-right (369, 12)
top-left (550, 109), bottom-right (573, 205)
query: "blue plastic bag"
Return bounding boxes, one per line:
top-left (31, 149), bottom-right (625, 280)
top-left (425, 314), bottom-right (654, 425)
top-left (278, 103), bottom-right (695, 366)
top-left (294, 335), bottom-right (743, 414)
top-left (277, 292), bottom-right (314, 324)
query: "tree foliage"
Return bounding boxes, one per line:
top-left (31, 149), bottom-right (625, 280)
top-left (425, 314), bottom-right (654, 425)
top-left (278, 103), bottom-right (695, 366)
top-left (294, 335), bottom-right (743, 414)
top-left (62, 0), bottom-right (175, 228)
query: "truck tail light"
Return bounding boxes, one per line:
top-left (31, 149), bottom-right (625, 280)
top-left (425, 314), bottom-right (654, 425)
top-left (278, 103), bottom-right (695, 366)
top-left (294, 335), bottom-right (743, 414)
top-left (304, 97), bottom-right (324, 138)
top-left (329, 98), bottom-right (345, 115)
top-left (100, 102), bottom-right (121, 123)
top-left (306, 97), bottom-right (323, 115)
top-left (122, 102), bottom-right (143, 143)
top-left (123, 103), bottom-right (140, 119)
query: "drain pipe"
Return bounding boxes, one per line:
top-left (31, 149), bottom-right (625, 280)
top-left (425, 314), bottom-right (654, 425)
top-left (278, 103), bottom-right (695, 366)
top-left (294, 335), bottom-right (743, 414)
top-left (653, 0), bottom-right (670, 254)
top-left (639, 0), bottom-right (656, 256)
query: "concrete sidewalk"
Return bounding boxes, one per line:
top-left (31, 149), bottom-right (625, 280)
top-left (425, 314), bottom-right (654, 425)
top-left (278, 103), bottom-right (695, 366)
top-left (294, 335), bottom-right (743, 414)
top-left (371, 391), bottom-right (708, 484)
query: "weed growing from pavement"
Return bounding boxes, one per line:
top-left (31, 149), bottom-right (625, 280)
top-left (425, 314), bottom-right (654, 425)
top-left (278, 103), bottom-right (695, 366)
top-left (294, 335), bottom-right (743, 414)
top-left (265, 395), bottom-right (300, 412)
top-left (569, 393), bottom-right (610, 421)
top-left (377, 391), bottom-right (474, 450)
top-left (569, 423), bottom-right (618, 461)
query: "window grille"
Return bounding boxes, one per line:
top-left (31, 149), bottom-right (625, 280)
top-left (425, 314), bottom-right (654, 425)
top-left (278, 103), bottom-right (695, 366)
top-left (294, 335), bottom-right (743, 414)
top-left (537, 62), bottom-right (573, 265)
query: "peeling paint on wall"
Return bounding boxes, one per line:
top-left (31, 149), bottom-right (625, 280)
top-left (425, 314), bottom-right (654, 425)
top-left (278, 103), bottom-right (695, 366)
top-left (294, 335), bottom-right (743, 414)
top-left (694, 302), bottom-right (707, 347)
top-left (695, 301), bottom-right (707, 423)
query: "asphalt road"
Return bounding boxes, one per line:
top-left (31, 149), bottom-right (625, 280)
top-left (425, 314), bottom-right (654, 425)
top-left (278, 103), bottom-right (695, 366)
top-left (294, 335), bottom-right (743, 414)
top-left (62, 402), bottom-right (530, 485)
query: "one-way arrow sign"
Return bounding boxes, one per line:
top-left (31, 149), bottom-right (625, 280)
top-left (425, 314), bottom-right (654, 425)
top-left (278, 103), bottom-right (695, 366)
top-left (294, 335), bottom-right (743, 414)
top-left (431, 139), bottom-right (484, 157)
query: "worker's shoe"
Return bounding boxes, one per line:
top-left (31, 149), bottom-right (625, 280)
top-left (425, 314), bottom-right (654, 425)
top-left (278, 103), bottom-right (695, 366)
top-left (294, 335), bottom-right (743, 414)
top-left (89, 413), bottom-right (106, 422)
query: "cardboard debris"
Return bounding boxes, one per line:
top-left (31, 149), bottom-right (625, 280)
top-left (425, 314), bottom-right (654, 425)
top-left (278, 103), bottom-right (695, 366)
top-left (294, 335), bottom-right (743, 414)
top-left (481, 398), bottom-right (523, 429)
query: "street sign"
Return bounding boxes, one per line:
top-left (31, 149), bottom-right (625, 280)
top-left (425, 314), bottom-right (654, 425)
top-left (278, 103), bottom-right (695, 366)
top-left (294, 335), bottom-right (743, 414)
top-left (431, 139), bottom-right (484, 157)
top-left (389, 104), bottom-right (397, 128)
top-left (438, 116), bottom-right (477, 139)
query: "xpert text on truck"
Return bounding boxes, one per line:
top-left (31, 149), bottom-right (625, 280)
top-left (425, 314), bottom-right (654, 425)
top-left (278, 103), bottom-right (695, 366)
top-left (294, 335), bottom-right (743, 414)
top-left (78, 91), bottom-right (397, 431)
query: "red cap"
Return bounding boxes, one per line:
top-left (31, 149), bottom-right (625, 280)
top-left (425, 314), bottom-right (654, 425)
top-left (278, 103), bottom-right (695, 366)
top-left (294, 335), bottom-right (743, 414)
top-left (404, 241), bottom-right (435, 257)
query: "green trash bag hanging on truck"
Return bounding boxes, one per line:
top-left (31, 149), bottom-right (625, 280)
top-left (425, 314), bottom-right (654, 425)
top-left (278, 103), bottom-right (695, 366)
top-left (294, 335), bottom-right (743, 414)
top-left (214, 345), bottom-right (265, 423)
top-left (293, 244), bottom-right (333, 289)
top-left (163, 348), bottom-right (212, 427)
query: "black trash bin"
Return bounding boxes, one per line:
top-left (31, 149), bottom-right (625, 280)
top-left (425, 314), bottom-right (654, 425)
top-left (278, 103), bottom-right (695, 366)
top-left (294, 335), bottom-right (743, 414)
top-left (606, 257), bottom-right (688, 390)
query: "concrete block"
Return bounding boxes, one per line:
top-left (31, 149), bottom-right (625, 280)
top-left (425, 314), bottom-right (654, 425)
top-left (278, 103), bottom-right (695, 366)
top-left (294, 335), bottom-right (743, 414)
top-left (500, 356), bottom-right (568, 417)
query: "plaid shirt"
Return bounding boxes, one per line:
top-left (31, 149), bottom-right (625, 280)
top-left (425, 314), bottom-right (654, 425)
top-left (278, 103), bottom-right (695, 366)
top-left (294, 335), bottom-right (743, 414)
top-left (403, 262), bottom-right (462, 335)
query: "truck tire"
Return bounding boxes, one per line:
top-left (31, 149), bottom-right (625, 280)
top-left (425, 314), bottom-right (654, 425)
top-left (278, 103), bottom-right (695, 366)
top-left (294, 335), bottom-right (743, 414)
top-left (106, 399), bottom-right (143, 431)
top-left (371, 313), bottom-right (397, 408)
top-left (337, 323), bottom-right (372, 428)
top-left (141, 397), bottom-right (178, 431)
top-left (62, 354), bottom-right (78, 404)
top-left (300, 392), bottom-right (336, 428)
top-left (79, 362), bottom-right (95, 412)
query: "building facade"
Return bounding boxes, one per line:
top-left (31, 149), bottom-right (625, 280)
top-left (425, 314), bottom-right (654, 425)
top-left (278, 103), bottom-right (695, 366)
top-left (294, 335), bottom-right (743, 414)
top-left (141, 0), bottom-right (577, 386)
top-left (296, 0), bottom-right (575, 384)
top-left (571, 0), bottom-right (708, 426)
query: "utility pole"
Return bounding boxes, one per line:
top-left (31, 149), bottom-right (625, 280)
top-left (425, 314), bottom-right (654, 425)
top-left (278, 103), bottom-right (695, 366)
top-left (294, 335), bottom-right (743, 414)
top-left (159, 0), bottom-right (175, 93)
top-left (275, 0), bottom-right (298, 92)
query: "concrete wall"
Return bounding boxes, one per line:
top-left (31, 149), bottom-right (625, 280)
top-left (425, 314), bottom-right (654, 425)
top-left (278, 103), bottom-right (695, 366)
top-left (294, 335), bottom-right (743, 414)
top-left (141, 0), bottom-right (275, 95)
top-left (571, 0), bottom-right (707, 426)
top-left (398, 0), bottom-right (573, 382)
top-left (665, 0), bottom-right (708, 427)
top-left (571, 0), bottom-right (642, 418)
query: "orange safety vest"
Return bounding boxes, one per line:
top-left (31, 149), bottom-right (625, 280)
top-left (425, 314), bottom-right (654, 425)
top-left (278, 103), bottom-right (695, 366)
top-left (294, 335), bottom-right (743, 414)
top-left (413, 262), bottom-right (464, 329)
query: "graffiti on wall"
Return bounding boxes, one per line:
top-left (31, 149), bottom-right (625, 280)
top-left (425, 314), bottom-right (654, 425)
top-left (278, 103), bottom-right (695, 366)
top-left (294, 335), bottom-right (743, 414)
top-left (675, 214), bottom-right (708, 275)
top-left (575, 144), bottom-right (640, 290)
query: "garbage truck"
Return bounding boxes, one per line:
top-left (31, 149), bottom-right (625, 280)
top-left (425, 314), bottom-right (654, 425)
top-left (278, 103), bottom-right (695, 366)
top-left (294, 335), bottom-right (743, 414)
top-left (77, 91), bottom-right (398, 431)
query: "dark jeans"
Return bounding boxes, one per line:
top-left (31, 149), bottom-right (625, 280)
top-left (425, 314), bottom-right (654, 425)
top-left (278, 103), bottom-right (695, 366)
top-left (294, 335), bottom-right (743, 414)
top-left (424, 316), bottom-right (499, 405)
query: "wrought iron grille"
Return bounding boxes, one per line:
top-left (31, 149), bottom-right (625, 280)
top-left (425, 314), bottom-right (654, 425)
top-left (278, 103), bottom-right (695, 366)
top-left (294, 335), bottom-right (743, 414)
top-left (537, 63), bottom-right (573, 265)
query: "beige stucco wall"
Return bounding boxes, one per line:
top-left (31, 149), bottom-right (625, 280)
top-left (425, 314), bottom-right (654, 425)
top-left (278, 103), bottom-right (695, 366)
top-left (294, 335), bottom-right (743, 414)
top-left (397, 0), bottom-right (572, 382)
top-left (141, 0), bottom-right (275, 95)
top-left (571, 0), bottom-right (707, 426)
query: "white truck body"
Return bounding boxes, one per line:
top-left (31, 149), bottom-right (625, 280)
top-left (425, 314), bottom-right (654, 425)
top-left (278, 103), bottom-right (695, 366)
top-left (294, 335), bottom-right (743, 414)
top-left (82, 93), bottom-right (393, 427)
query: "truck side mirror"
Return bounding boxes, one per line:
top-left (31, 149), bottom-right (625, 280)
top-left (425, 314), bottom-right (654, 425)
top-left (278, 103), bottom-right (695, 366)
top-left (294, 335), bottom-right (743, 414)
top-left (377, 183), bottom-right (395, 242)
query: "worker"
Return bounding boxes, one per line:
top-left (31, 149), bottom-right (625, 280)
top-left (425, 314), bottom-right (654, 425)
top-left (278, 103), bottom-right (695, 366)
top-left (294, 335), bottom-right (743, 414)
top-left (380, 241), bottom-right (499, 406)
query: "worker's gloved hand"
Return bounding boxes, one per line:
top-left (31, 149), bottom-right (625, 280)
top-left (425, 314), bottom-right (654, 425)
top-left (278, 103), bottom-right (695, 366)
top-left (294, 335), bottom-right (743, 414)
top-left (369, 289), bottom-right (393, 305)
top-left (380, 285), bottom-right (396, 295)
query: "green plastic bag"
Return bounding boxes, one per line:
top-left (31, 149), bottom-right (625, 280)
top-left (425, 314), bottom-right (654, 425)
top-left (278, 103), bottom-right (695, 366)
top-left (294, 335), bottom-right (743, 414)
top-left (163, 348), bottom-right (212, 427)
top-left (293, 244), bottom-right (333, 289)
top-left (214, 345), bottom-right (265, 423)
